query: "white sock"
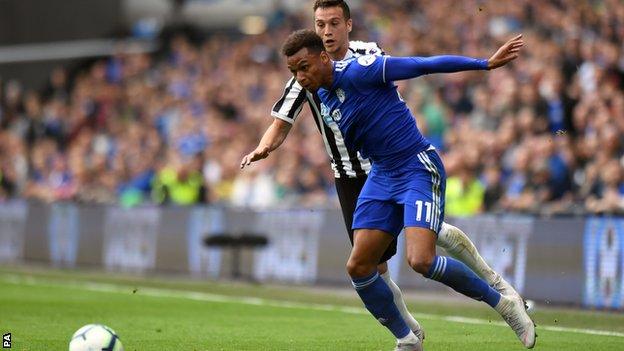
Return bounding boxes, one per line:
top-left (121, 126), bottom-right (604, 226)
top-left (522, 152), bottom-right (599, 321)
top-left (437, 222), bottom-right (499, 285)
top-left (380, 271), bottom-right (421, 332)
top-left (397, 330), bottom-right (419, 344)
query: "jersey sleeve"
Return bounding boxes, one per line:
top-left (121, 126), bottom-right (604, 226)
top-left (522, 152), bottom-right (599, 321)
top-left (346, 55), bottom-right (390, 89)
top-left (383, 56), bottom-right (488, 82)
top-left (271, 77), bottom-right (308, 124)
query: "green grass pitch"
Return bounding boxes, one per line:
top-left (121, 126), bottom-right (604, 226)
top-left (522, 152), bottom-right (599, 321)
top-left (1, 266), bottom-right (623, 350)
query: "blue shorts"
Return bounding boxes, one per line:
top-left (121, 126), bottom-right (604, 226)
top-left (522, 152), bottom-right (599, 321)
top-left (353, 148), bottom-right (446, 236)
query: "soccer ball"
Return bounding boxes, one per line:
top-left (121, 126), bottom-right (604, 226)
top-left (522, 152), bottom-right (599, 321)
top-left (68, 324), bottom-right (124, 351)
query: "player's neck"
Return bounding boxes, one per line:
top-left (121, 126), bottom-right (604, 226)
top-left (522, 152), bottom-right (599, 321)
top-left (319, 77), bottom-right (333, 90)
top-left (329, 46), bottom-right (349, 61)
top-left (320, 64), bottom-right (334, 89)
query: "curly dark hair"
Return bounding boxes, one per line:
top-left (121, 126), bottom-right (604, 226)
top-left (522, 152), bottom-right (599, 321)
top-left (282, 29), bottom-right (325, 57)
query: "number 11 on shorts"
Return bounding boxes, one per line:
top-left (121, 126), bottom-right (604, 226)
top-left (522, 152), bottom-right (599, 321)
top-left (415, 200), bottom-right (432, 223)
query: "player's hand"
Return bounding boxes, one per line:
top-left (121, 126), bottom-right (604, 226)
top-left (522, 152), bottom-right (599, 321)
top-left (487, 34), bottom-right (524, 70)
top-left (240, 146), bottom-right (270, 169)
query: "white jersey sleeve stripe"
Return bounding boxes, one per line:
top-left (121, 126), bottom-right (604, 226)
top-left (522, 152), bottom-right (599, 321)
top-left (382, 56), bottom-right (388, 83)
top-left (271, 110), bottom-right (295, 124)
top-left (271, 77), bottom-right (307, 123)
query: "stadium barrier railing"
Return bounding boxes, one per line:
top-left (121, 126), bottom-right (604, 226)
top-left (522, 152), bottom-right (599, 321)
top-left (0, 200), bottom-right (621, 309)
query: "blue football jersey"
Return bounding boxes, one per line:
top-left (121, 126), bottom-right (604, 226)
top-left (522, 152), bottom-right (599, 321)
top-left (318, 55), bottom-right (430, 172)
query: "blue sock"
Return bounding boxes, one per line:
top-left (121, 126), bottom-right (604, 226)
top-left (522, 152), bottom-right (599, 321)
top-left (426, 255), bottom-right (501, 308)
top-left (352, 272), bottom-right (411, 338)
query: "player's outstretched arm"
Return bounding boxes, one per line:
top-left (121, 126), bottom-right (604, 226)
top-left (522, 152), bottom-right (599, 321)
top-left (377, 34), bottom-right (523, 82)
top-left (240, 118), bottom-right (292, 169)
top-left (487, 34), bottom-right (524, 70)
top-left (383, 55), bottom-right (488, 82)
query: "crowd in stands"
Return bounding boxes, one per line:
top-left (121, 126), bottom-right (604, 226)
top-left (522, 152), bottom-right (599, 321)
top-left (0, 0), bottom-right (623, 216)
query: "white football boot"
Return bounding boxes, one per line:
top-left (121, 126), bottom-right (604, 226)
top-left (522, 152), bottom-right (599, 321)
top-left (495, 295), bottom-right (536, 348)
top-left (394, 338), bottom-right (423, 351)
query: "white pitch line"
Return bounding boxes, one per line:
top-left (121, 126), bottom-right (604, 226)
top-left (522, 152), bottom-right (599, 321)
top-left (2, 274), bottom-right (624, 338)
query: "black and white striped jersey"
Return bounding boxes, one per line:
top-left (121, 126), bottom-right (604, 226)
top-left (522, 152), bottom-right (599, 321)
top-left (271, 41), bottom-right (384, 178)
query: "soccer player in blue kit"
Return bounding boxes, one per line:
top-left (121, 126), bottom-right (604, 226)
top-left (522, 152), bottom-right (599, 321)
top-left (281, 30), bottom-right (536, 350)
top-left (242, 2), bottom-right (528, 345)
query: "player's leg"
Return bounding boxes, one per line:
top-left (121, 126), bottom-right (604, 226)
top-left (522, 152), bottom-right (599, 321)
top-left (377, 261), bottom-right (423, 340)
top-left (348, 228), bottom-right (421, 349)
top-left (335, 176), bottom-right (422, 338)
top-left (406, 148), bottom-right (498, 304)
top-left (376, 224), bottom-right (423, 338)
top-left (404, 226), bottom-right (535, 348)
top-left (428, 146), bottom-right (522, 298)
top-left (406, 149), bottom-right (535, 348)
top-left (403, 148), bottom-right (494, 302)
top-left (350, 196), bottom-right (422, 350)
top-left (405, 226), bottom-right (502, 306)
top-left (437, 222), bottom-right (521, 299)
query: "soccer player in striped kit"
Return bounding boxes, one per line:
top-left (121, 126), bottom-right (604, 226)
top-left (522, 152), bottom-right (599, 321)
top-left (241, 1), bottom-right (526, 347)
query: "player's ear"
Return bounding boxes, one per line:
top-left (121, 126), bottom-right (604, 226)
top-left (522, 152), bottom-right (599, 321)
top-left (320, 51), bottom-right (331, 64)
top-left (346, 18), bottom-right (352, 33)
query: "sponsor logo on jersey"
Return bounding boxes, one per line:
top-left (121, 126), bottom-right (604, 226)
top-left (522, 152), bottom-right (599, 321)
top-left (331, 109), bottom-right (342, 122)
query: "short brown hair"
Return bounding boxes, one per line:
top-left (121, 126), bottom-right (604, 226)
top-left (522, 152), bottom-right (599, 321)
top-left (282, 29), bottom-right (325, 57)
top-left (313, 0), bottom-right (351, 20)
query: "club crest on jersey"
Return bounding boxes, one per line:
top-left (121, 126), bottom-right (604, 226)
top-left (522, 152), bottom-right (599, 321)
top-left (357, 55), bottom-right (376, 67)
top-left (336, 89), bottom-right (346, 103)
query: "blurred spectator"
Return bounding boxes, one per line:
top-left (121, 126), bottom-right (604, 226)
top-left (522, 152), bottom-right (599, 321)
top-left (585, 160), bottom-right (624, 214)
top-left (0, 0), bottom-right (622, 216)
top-left (482, 165), bottom-right (504, 212)
top-left (445, 149), bottom-right (484, 217)
top-left (152, 153), bottom-right (205, 206)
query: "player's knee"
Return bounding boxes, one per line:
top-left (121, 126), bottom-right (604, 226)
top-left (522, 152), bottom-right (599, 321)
top-left (376, 262), bottom-right (388, 275)
top-left (407, 254), bottom-right (434, 275)
top-left (346, 257), bottom-right (376, 278)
